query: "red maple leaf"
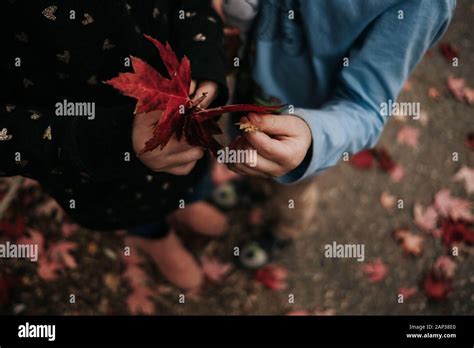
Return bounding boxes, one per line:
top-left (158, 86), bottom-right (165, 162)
top-left (362, 259), bottom-right (388, 283)
top-left (439, 42), bottom-right (459, 61)
top-left (255, 264), bottom-right (288, 290)
top-left (422, 271), bottom-right (452, 301)
top-left (350, 149), bottom-right (375, 169)
top-left (105, 34), bottom-right (281, 155)
top-left (440, 218), bottom-right (474, 250)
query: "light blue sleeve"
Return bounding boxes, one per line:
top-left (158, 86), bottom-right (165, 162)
top-left (278, 0), bottom-right (456, 184)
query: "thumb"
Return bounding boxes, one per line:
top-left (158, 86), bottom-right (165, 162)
top-left (247, 113), bottom-right (298, 136)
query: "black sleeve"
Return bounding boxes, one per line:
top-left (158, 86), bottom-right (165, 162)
top-left (0, 2), bottom-right (149, 182)
top-left (170, 0), bottom-right (229, 105)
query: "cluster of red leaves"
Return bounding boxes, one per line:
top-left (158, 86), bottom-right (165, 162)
top-left (414, 189), bottom-right (473, 250)
top-left (17, 229), bottom-right (78, 281)
top-left (422, 256), bottom-right (457, 301)
top-left (255, 264), bottom-right (288, 290)
top-left (350, 147), bottom-right (404, 182)
top-left (105, 34), bottom-right (281, 155)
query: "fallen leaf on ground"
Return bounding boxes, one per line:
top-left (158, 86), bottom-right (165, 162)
top-left (397, 126), bottom-right (420, 148)
top-left (362, 259), bottom-right (388, 283)
top-left (439, 42), bottom-right (459, 61)
top-left (201, 255), bottom-right (232, 283)
top-left (389, 165), bottom-right (405, 183)
top-left (393, 229), bottom-right (424, 256)
top-left (466, 132), bottom-right (474, 150)
top-left (428, 87), bottom-right (442, 100)
top-left (434, 189), bottom-right (473, 222)
top-left (422, 271), bottom-right (452, 301)
top-left (433, 256), bottom-right (457, 280)
top-left (440, 218), bottom-right (474, 250)
top-left (413, 203), bottom-right (439, 232)
top-left (255, 264), bottom-right (288, 290)
top-left (453, 166), bottom-right (474, 194)
top-left (380, 191), bottom-right (396, 211)
top-left (350, 149), bottom-right (374, 169)
top-left (398, 287), bottom-right (418, 300)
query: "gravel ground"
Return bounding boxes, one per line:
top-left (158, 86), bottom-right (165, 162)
top-left (0, 0), bottom-right (472, 316)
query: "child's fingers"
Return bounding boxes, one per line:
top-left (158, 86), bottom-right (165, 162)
top-left (230, 136), bottom-right (280, 177)
top-left (238, 117), bottom-right (288, 163)
top-left (192, 81), bottom-right (218, 109)
top-left (227, 163), bottom-right (270, 178)
top-left (189, 80), bottom-right (197, 96)
top-left (247, 113), bottom-right (300, 136)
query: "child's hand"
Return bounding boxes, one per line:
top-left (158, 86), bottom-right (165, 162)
top-left (189, 80), bottom-right (219, 109)
top-left (227, 113), bottom-right (312, 178)
top-left (132, 80), bottom-right (218, 175)
top-left (133, 110), bottom-right (205, 176)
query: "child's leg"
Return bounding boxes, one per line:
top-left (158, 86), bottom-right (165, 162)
top-left (127, 223), bottom-right (203, 290)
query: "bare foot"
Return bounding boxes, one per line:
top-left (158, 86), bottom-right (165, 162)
top-left (125, 231), bottom-right (203, 291)
top-left (169, 201), bottom-right (228, 237)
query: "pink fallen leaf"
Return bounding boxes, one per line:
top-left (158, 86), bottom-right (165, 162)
top-left (389, 164), bottom-right (405, 183)
top-left (17, 228), bottom-right (45, 254)
top-left (37, 259), bottom-right (62, 281)
top-left (465, 87), bottom-right (474, 105)
top-left (362, 259), bottom-right (388, 283)
top-left (433, 256), bottom-right (457, 280)
top-left (48, 241), bottom-right (78, 269)
top-left (201, 255), bottom-right (232, 283)
top-left (447, 76), bottom-right (466, 101)
top-left (417, 110), bottom-right (429, 127)
top-left (434, 189), bottom-right (473, 222)
top-left (428, 87), bottom-right (442, 100)
top-left (380, 191), bottom-right (396, 211)
top-left (413, 203), bottom-right (439, 232)
top-left (255, 264), bottom-right (288, 290)
top-left (399, 287), bottom-right (418, 300)
top-left (393, 229), bottom-right (424, 256)
top-left (453, 166), bottom-right (474, 194)
top-left (397, 126), bottom-right (420, 149)
top-left (446, 76), bottom-right (473, 104)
